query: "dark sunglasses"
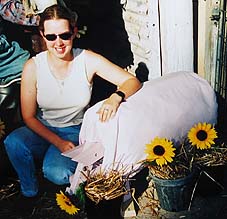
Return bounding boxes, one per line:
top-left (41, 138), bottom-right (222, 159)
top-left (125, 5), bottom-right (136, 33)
top-left (44, 32), bottom-right (73, 41)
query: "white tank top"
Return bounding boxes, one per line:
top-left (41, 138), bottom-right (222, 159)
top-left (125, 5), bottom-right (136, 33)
top-left (33, 48), bottom-right (92, 127)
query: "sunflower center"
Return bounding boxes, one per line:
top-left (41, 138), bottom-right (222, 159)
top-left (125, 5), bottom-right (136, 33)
top-left (196, 130), bottom-right (207, 141)
top-left (65, 200), bottom-right (72, 206)
top-left (153, 145), bottom-right (165, 156)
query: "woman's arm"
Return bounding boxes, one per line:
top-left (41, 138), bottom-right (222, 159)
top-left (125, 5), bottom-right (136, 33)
top-left (85, 50), bottom-right (142, 122)
top-left (20, 59), bottom-right (76, 152)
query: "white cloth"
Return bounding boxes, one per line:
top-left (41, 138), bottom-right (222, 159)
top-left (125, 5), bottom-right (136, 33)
top-left (79, 72), bottom-right (217, 170)
top-left (66, 71), bottom-right (217, 193)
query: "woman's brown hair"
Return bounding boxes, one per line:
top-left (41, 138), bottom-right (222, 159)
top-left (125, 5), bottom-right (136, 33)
top-left (39, 4), bottom-right (78, 33)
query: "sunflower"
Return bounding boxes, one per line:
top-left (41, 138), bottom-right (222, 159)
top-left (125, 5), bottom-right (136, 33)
top-left (0, 119), bottom-right (5, 140)
top-left (56, 190), bottom-right (80, 215)
top-left (188, 122), bottom-right (217, 150)
top-left (145, 137), bottom-right (176, 166)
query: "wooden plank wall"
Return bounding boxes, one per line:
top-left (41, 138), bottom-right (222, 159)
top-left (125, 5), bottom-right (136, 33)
top-left (123, 0), bottom-right (194, 79)
top-left (123, 0), bottom-right (161, 79)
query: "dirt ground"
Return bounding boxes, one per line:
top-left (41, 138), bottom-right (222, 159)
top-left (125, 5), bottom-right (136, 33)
top-left (0, 172), bottom-right (87, 219)
top-left (0, 164), bottom-right (227, 219)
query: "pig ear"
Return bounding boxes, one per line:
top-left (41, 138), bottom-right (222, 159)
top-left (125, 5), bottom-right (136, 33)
top-left (39, 30), bottom-right (45, 38)
top-left (73, 26), bottom-right (78, 34)
top-left (73, 27), bottom-right (81, 39)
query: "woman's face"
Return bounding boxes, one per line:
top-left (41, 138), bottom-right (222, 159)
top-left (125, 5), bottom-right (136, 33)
top-left (42, 19), bottom-right (75, 60)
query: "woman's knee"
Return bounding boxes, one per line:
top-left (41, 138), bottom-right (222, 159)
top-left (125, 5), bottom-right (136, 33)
top-left (43, 166), bottom-right (73, 185)
top-left (43, 144), bottom-right (76, 185)
top-left (4, 128), bottom-right (25, 155)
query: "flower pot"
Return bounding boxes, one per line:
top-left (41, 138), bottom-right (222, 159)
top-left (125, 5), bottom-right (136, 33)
top-left (151, 171), bottom-right (198, 212)
top-left (85, 195), bottom-right (123, 219)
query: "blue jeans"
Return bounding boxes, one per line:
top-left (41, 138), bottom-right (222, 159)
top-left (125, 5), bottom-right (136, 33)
top-left (4, 124), bottom-right (81, 197)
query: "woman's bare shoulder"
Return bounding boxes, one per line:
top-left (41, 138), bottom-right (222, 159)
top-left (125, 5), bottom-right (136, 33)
top-left (83, 49), bottom-right (103, 60)
top-left (22, 58), bottom-right (37, 80)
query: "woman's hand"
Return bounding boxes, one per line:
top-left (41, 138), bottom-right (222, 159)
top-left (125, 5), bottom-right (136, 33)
top-left (55, 138), bottom-right (76, 153)
top-left (97, 93), bottom-right (122, 122)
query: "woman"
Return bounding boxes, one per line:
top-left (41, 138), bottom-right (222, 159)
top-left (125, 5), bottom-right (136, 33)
top-left (4, 4), bottom-right (141, 209)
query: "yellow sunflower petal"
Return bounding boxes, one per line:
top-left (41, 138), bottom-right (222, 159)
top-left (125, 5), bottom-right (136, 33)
top-left (201, 122), bottom-right (206, 130)
top-left (205, 141), bottom-right (212, 149)
top-left (204, 123), bottom-right (212, 131)
top-left (165, 155), bottom-right (174, 163)
top-left (156, 156), bottom-right (167, 166)
top-left (198, 122), bottom-right (202, 129)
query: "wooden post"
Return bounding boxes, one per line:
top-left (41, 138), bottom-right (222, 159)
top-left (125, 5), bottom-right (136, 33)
top-left (158, 0), bottom-right (194, 75)
top-left (198, 0), bottom-right (220, 87)
top-left (146, 0), bottom-right (162, 79)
